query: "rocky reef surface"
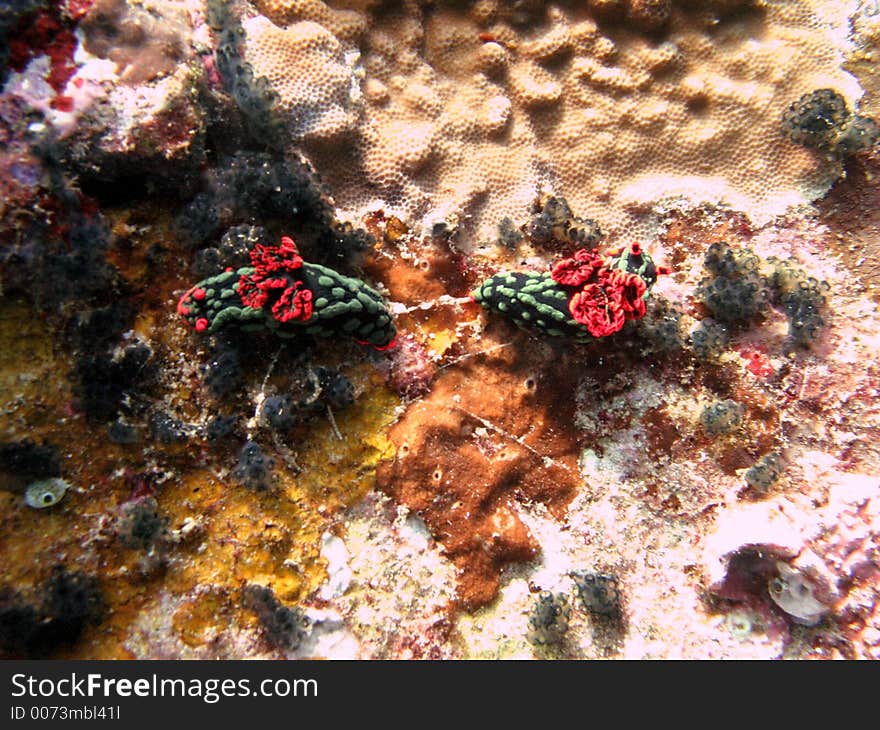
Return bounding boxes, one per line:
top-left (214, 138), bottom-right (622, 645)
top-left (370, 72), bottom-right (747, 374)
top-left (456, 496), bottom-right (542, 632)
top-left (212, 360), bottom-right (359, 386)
top-left (0, 0), bottom-right (878, 659)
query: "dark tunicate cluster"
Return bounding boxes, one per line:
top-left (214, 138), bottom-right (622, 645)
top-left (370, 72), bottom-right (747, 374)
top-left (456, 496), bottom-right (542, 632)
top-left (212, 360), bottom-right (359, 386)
top-left (699, 399), bottom-right (745, 436)
top-left (636, 297), bottom-right (685, 354)
top-left (233, 440), bottom-right (274, 490)
top-left (191, 225), bottom-right (268, 279)
top-left (572, 571), bottom-right (622, 618)
top-left (150, 412), bottom-right (189, 445)
top-left (690, 319), bottom-right (728, 361)
top-left (173, 151), bottom-right (373, 269)
top-left (66, 301), bottom-right (135, 352)
top-left (696, 242), bottom-right (768, 325)
top-left (73, 343), bottom-right (153, 423)
top-left (205, 414), bottom-right (237, 441)
top-left (0, 566), bottom-right (106, 658)
top-left (38, 215), bottom-right (124, 311)
top-left (745, 452), bottom-right (784, 492)
top-left (116, 497), bottom-right (168, 550)
top-left (261, 369), bottom-right (357, 432)
top-left (765, 257), bottom-right (829, 347)
top-left (22, 138), bottom-right (125, 310)
top-left (315, 367), bottom-right (355, 411)
top-left (838, 115), bottom-right (880, 158)
top-left (107, 419), bottom-right (140, 444)
top-left (526, 591), bottom-right (571, 647)
top-left (207, 0), bottom-right (284, 149)
top-left (242, 584), bottom-right (311, 652)
top-left (526, 195), bottom-right (602, 251)
top-left (497, 217), bottom-right (524, 249)
top-left (783, 88), bottom-right (879, 159)
top-left (175, 192), bottom-right (220, 249)
top-left (262, 394), bottom-right (297, 431)
top-left (202, 339), bottom-right (242, 398)
top-left (0, 439), bottom-right (61, 489)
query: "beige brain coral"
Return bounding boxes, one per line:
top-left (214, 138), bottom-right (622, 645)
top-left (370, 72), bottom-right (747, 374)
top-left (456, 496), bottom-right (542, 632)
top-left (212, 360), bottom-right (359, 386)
top-left (242, 0), bottom-right (864, 246)
top-left (251, 0), bottom-right (370, 42)
top-left (242, 13), bottom-right (363, 142)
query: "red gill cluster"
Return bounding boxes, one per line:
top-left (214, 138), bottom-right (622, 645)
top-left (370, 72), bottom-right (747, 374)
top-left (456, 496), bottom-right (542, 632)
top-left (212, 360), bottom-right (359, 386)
top-left (237, 236), bottom-right (314, 324)
top-left (551, 247), bottom-right (648, 338)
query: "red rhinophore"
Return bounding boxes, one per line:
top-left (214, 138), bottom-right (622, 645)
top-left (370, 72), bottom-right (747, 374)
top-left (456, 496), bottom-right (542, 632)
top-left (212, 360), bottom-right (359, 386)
top-left (551, 248), bottom-right (604, 287)
top-left (195, 317), bottom-right (209, 332)
top-left (741, 348), bottom-right (774, 378)
top-left (630, 242), bottom-right (642, 256)
top-left (193, 288), bottom-right (206, 301)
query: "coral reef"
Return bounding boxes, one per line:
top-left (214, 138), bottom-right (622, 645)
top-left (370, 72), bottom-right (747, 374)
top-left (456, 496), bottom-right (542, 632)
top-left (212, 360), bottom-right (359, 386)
top-left (0, 0), bottom-right (878, 662)
top-left (264, 0), bottom-right (864, 242)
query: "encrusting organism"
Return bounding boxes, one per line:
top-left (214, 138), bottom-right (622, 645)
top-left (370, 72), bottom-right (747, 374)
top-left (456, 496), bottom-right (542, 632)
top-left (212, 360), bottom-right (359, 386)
top-left (526, 591), bottom-right (571, 646)
top-left (232, 440), bottom-right (274, 491)
top-left (572, 571), bottom-right (622, 618)
top-left (242, 584), bottom-right (311, 652)
top-left (472, 243), bottom-right (668, 342)
top-left (768, 562), bottom-right (827, 626)
top-left (696, 242), bottom-right (768, 326)
top-left (764, 256), bottom-right (829, 347)
top-left (744, 451), bottom-right (785, 493)
top-left (526, 195), bottom-right (603, 252)
top-left (178, 236), bottom-right (397, 350)
top-left (699, 399), bottom-right (745, 436)
top-left (783, 88), bottom-right (879, 160)
top-left (0, 566), bottom-right (106, 658)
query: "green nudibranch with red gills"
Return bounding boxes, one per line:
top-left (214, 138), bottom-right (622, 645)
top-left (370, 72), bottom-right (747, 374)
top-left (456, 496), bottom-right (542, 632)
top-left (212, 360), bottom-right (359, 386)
top-left (472, 243), bottom-right (669, 342)
top-left (178, 236), bottom-right (397, 350)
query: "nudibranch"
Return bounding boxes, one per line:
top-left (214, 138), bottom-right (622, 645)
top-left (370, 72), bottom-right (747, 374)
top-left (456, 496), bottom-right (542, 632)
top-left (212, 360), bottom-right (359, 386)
top-left (178, 236), bottom-right (397, 349)
top-left (471, 243), bottom-right (669, 342)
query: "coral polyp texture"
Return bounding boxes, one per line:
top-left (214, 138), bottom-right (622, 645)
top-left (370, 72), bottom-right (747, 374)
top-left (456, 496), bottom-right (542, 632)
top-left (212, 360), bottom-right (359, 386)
top-left (473, 243), bottom-right (663, 341)
top-left (178, 236), bottom-right (397, 348)
top-left (245, 0), bottom-right (867, 243)
top-left (2, 0), bottom-right (880, 663)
